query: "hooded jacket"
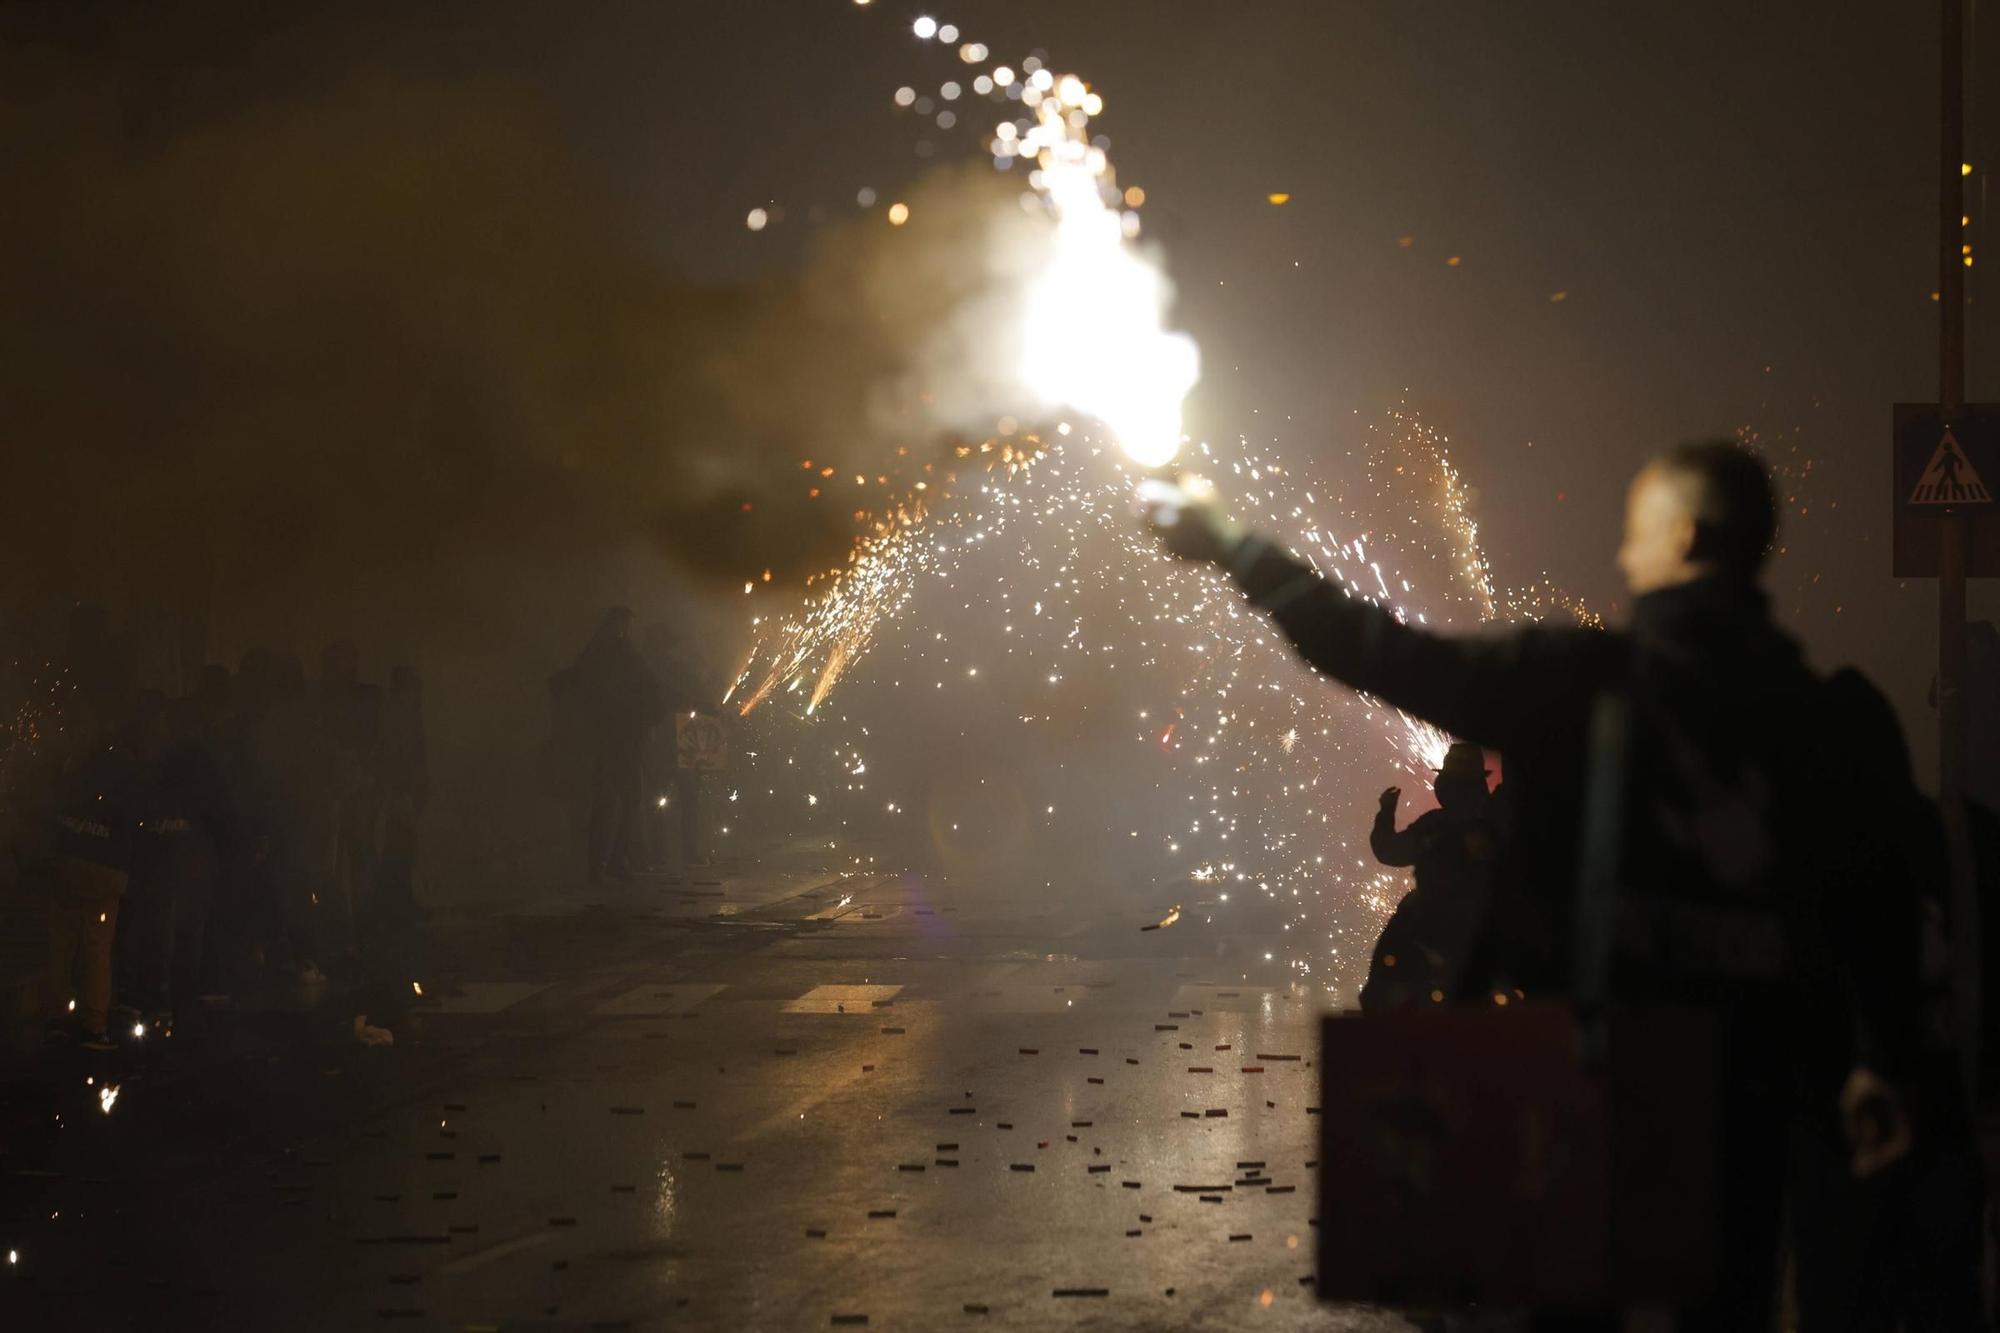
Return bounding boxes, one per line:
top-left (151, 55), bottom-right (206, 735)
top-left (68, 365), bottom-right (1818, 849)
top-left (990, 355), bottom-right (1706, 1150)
top-left (1229, 537), bottom-right (1922, 1081)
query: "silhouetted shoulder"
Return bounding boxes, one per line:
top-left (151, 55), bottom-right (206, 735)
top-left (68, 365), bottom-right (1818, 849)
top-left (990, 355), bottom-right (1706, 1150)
top-left (1508, 620), bottom-right (1620, 668)
top-left (1472, 619), bottom-right (1627, 738)
top-left (1820, 666), bottom-right (1915, 784)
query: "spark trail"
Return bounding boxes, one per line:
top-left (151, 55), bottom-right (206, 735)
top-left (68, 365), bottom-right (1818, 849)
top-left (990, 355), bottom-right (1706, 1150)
top-left (721, 20), bottom-right (1593, 1003)
top-left (728, 408), bottom-right (1590, 1002)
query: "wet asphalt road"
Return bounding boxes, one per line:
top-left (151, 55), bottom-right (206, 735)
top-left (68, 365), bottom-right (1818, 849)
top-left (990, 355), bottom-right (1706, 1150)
top-left (1, 863), bottom-right (1413, 1332)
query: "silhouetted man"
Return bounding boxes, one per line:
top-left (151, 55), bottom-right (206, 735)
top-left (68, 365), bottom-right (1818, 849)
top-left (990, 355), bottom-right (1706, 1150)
top-left (33, 707), bottom-right (140, 1049)
top-left (1144, 441), bottom-right (1924, 1329)
top-left (552, 607), bottom-right (660, 883)
top-left (64, 601), bottom-right (133, 728)
top-left (308, 641), bottom-right (365, 962)
top-left (1941, 617), bottom-right (2000, 810)
top-left (1361, 742), bottom-right (1499, 1010)
top-left (258, 652), bottom-right (325, 986)
top-left (641, 623), bottom-right (711, 877)
top-left (378, 665), bottom-right (428, 920)
top-left (1787, 689), bottom-right (1985, 1330)
top-left (125, 696), bottom-right (227, 1026)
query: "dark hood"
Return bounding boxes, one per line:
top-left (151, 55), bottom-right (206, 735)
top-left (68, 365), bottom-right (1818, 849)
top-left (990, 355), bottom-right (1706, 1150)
top-left (1627, 574), bottom-right (1813, 777)
top-left (1629, 575), bottom-right (1803, 689)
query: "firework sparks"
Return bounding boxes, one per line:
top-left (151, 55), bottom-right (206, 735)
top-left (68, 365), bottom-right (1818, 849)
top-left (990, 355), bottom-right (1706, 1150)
top-left (1, 663), bottom-right (77, 804)
top-left (723, 24), bottom-right (1596, 1004)
top-left (730, 402), bottom-right (1592, 1000)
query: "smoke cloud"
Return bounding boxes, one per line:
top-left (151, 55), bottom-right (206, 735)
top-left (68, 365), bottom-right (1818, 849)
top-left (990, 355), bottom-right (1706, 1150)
top-left (0, 29), bottom-right (1090, 660)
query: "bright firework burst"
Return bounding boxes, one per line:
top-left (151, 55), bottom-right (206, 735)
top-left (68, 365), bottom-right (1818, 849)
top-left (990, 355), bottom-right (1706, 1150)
top-left (1005, 67), bottom-right (1197, 468)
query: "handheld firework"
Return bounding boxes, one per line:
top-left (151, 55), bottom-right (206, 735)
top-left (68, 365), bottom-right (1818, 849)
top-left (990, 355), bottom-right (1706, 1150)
top-left (1002, 59), bottom-right (1197, 472)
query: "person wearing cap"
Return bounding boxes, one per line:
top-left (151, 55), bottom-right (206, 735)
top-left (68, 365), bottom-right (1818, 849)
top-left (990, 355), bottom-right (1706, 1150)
top-left (1362, 741), bottom-right (1500, 1010)
top-left (29, 706), bottom-right (141, 1050)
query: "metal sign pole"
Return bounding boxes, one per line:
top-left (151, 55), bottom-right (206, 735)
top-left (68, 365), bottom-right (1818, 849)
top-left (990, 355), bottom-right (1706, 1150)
top-left (1942, 0), bottom-right (1966, 790)
top-left (1939, 0), bottom-right (1981, 1107)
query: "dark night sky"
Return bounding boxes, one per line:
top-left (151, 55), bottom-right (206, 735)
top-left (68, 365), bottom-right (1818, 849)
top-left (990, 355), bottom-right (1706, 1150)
top-left (10, 0), bottom-right (1997, 782)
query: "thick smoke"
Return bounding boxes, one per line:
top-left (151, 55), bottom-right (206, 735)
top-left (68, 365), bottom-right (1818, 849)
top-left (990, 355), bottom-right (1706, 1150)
top-left (0, 35), bottom-right (1061, 658)
top-left (0, 22), bottom-right (1137, 897)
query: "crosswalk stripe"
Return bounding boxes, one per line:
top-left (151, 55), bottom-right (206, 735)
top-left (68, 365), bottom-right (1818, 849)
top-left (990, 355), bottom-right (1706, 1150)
top-left (592, 983), bottom-right (727, 1016)
top-left (781, 984), bottom-right (903, 1014)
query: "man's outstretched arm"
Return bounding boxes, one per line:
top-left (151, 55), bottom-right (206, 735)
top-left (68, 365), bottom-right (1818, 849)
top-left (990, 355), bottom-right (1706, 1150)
top-left (1140, 481), bottom-right (1604, 749)
top-left (1230, 534), bottom-right (1577, 750)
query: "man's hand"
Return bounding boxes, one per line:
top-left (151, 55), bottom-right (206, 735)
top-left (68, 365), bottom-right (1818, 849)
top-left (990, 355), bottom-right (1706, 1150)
top-left (1839, 1066), bottom-right (1913, 1179)
top-left (1378, 786), bottom-right (1401, 814)
top-left (1136, 479), bottom-right (1243, 565)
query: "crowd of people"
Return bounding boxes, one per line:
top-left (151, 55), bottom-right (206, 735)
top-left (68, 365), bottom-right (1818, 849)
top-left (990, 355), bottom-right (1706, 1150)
top-left (1, 601), bottom-right (721, 1056)
top-left (6, 623), bottom-right (428, 1050)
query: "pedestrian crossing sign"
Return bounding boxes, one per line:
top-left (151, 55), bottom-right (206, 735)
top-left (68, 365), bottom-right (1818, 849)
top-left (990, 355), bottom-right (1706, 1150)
top-left (1909, 428), bottom-right (1992, 506)
top-left (1893, 403), bottom-right (2000, 577)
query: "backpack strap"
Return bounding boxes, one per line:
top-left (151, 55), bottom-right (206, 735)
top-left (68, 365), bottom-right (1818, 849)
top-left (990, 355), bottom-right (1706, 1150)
top-left (1572, 690), bottom-right (1632, 1065)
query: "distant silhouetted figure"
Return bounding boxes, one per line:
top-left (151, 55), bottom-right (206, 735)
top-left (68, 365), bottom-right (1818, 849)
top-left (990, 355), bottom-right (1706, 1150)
top-left (1936, 618), bottom-right (2000, 811)
top-left (552, 608), bottom-right (660, 883)
top-left (641, 622), bottom-right (711, 877)
top-left (339, 682), bottom-right (385, 933)
top-left (32, 709), bottom-right (140, 1048)
top-left (311, 641), bottom-right (376, 960)
top-left (64, 601), bottom-right (133, 729)
top-left (378, 666), bottom-right (428, 920)
top-left (1146, 440), bottom-right (1928, 1328)
top-left (123, 696), bottom-right (227, 1024)
top-left (1361, 742), bottom-right (1498, 1010)
top-left (1787, 686), bottom-right (1986, 1330)
top-left (258, 652), bottom-right (325, 985)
